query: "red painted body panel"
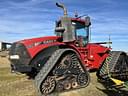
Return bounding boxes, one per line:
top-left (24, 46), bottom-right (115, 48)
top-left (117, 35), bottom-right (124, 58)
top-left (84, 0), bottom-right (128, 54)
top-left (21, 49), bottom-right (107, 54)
top-left (18, 35), bottom-right (110, 70)
top-left (71, 18), bottom-right (85, 24)
top-left (18, 36), bottom-right (63, 58)
top-left (70, 43), bottom-right (110, 70)
top-left (19, 36), bottom-right (60, 46)
top-left (85, 43), bottom-right (110, 69)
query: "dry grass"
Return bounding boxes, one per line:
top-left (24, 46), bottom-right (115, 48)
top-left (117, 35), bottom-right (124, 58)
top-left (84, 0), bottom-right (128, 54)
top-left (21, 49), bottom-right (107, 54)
top-left (0, 67), bottom-right (105, 96)
top-left (0, 56), bottom-right (10, 68)
top-left (0, 56), bottom-right (128, 96)
top-left (0, 67), bottom-right (36, 96)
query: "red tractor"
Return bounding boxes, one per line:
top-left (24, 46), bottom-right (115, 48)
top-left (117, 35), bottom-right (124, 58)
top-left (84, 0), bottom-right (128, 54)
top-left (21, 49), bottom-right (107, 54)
top-left (9, 2), bottom-right (128, 96)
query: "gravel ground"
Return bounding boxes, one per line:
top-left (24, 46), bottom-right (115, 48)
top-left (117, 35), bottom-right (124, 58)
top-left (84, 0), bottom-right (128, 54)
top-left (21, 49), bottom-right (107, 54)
top-left (0, 56), bottom-right (128, 96)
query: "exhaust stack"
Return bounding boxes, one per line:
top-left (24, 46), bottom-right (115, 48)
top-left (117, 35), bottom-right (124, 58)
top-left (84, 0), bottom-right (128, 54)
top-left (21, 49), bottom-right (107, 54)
top-left (56, 2), bottom-right (68, 16)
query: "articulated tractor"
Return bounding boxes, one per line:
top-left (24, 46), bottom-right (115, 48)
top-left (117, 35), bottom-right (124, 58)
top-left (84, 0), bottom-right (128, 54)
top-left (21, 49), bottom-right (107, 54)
top-left (9, 2), bottom-right (128, 96)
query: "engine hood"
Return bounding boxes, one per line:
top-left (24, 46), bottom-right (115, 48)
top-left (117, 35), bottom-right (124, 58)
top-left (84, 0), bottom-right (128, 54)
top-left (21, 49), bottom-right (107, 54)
top-left (18, 36), bottom-right (62, 46)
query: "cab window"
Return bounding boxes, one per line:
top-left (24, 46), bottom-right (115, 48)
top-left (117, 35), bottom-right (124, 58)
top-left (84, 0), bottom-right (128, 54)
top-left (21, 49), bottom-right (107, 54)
top-left (72, 22), bottom-right (88, 46)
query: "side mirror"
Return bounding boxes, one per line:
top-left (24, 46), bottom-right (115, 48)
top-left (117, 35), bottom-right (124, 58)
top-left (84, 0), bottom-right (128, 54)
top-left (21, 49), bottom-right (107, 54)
top-left (85, 16), bottom-right (91, 26)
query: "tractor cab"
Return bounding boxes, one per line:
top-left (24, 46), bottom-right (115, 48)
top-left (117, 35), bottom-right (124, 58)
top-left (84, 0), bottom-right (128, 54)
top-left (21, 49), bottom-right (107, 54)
top-left (55, 3), bottom-right (91, 46)
top-left (72, 18), bottom-right (90, 46)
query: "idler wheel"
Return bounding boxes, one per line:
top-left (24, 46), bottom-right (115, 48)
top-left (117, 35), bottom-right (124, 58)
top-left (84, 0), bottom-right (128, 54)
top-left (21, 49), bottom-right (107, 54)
top-left (40, 77), bottom-right (56, 94)
top-left (77, 72), bottom-right (90, 87)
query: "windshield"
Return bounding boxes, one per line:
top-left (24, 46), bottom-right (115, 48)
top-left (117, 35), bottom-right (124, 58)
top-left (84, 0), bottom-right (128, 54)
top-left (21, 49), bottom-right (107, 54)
top-left (73, 22), bottom-right (88, 46)
top-left (76, 28), bottom-right (88, 46)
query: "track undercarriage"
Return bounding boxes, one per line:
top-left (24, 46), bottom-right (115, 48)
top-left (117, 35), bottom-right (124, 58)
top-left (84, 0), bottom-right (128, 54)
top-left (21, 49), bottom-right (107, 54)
top-left (35, 49), bottom-right (90, 96)
top-left (97, 51), bottom-right (128, 85)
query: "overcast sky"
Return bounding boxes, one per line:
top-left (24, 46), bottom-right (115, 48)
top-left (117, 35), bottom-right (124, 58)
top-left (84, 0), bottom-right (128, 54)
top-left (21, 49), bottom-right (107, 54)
top-left (0, 0), bottom-right (128, 51)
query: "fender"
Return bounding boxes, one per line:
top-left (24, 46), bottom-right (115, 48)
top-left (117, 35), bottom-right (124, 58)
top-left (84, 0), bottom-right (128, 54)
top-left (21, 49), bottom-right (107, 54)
top-left (29, 44), bottom-right (84, 66)
top-left (27, 44), bottom-right (85, 78)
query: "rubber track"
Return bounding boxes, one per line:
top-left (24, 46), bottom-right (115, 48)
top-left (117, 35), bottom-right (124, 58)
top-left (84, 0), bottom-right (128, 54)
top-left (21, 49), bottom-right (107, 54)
top-left (34, 49), bottom-right (77, 96)
top-left (97, 51), bottom-right (125, 80)
top-left (109, 51), bottom-right (122, 72)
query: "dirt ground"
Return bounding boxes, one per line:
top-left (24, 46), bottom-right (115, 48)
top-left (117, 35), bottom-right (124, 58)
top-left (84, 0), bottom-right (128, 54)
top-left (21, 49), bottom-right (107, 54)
top-left (0, 55), bottom-right (128, 96)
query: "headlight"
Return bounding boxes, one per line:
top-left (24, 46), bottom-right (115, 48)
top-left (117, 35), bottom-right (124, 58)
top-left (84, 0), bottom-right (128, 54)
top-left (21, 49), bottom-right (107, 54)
top-left (9, 55), bottom-right (20, 59)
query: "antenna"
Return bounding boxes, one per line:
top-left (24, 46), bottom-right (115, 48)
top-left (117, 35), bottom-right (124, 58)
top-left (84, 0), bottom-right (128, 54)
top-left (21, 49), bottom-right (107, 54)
top-left (75, 11), bottom-right (78, 18)
top-left (108, 34), bottom-right (112, 48)
top-left (89, 26), bottom-right (91, 42)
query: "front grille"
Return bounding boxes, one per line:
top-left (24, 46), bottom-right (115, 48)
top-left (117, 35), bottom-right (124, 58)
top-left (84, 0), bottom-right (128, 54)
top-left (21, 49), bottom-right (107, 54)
top-left (9, 43), bottom-right (31, 65)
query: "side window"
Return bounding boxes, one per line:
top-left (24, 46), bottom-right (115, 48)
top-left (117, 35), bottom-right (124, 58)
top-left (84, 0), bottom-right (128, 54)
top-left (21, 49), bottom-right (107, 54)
top-left (77, 28), bottom-right (86, 37)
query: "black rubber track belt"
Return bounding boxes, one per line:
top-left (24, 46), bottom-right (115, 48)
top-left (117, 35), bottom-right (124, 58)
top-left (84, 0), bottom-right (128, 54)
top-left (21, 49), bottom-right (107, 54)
top-left (97, 51), bottom-right (128, 81)
top-left (34, 48), bottom-right (84, 96)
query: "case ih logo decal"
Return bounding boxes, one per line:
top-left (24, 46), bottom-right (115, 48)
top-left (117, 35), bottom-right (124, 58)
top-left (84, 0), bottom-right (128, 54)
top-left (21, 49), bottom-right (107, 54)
top-left (27, 40), bottom-right (57, 48)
